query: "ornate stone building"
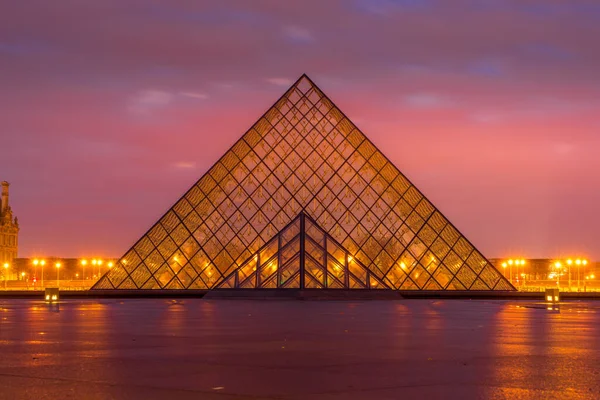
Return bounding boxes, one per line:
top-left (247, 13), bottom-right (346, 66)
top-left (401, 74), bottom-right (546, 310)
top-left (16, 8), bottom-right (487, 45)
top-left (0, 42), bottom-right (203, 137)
top-left (0, 181), bottom-right (19, 264)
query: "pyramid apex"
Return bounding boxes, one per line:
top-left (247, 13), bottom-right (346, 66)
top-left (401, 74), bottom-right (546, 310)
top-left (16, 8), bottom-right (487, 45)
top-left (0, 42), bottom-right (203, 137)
top-left (288, 73), bottom-right (319, 95)
top-left (291, 73), bottom-right (313, 85)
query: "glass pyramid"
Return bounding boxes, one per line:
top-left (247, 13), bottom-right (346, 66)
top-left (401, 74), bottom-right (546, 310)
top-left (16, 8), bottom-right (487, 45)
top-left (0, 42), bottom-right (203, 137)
top-left (216, 212), bottom-right (390, 289)
top-left (93, 74), bottom-right (514, 291)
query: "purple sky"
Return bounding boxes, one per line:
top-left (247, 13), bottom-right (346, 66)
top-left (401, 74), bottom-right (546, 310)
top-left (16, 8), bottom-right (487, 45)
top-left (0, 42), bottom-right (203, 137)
top-left (1, 1), bottom-right (599, 260)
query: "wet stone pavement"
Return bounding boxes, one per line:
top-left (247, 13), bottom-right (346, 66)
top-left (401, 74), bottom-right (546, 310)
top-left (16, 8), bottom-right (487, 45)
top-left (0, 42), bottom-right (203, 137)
top-left (0, 299), bottom-right (599, 399)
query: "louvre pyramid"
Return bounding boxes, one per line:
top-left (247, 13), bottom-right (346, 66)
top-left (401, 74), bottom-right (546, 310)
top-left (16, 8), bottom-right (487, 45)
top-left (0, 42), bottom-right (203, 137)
top-left (216, 212), bottom-right (390, 289)
top-left (93, 74), bottom-right (514, 291)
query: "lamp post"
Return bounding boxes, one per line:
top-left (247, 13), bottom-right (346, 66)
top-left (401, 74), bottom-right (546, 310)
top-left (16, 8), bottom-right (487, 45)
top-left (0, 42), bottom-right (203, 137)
top-left (40, 259), bottom-right (46, 288)
top-left (81, 259), bottom-right (87, 281)
top-left (504, 259), bottom-right (525, 287)
top-left (583, 259), bottom-right (589, 291)
top-left (518, 259), bottom-right (526, 287)
top-left (33, 259), bottom-right (39, 287)
top-left (567, 259), bottom-right (573, 291)
top-left (576, 259), bottom-right (581, 290)
top-left (554, 261), bottom-right (562, 288)
top-left (585, 274), bottom-right (595, 291)
top-left (3, 262), bottom-right (9, 289)
top-left (55, 262), bottom-right (61, 288)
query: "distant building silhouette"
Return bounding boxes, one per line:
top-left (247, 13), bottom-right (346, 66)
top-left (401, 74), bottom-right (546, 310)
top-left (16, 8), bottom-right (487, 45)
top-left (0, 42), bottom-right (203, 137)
top-left (0, 181), bottom-right (19, 264)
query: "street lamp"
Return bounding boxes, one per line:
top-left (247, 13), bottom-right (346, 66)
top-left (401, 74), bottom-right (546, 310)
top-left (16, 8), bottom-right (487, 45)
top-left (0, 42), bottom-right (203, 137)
top-left (33, 259), bottom-right (39, 286)
top-left (55, 262), bottom-right (61, 288)
top-left (520, 259), bottom-right (527, 287)
top-left (505, 259), bottom-right (526, 286)
top-left (567, 259), bottom-right (573, 290)
top-left (575, 259), bottom-right (582, 290)
top-left (582, 259), bottom-right (588, 291)
top-left (553, 261), bottom-right (562, 287)
top-left (40, 259), bottom-right (46, 288)
top-left (3, 262), bottom-right (9, 289)
top-left (81, 259), bottom-right (87, 280)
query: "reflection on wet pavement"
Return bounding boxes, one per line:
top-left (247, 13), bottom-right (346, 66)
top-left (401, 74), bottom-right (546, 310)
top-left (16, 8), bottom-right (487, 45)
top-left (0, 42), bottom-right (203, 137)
top-left (0, 299), bottom-right (599, 399)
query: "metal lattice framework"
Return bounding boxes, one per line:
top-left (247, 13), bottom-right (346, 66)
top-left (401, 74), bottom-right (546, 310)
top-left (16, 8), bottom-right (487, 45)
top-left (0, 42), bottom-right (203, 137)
top-left (93, 74), bottom-right (514, 291)
top-left (216, 212), bottom-right (390, 289)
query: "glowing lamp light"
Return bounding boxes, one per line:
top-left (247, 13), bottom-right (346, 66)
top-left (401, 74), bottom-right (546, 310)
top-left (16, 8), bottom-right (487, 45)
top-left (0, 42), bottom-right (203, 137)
top-left (545, 288), bottom-right (559, 304)
top-left (501, 262), bottom-right (507, 268)
top-left (44, 288), bottom-right (59, 303)
top-left (576, 259), bottom-right (582, 265)
top-left (508, 259), bottom-right (514, 265)
top-left (33, 259), bottom-right (39, 266)
top-left (108, 262), bottom-right (114, 268)
top-left (81, 259), bottom-right (87, 266)
top-left (567, 259), bottom-right (573, 265)
top-left (583, 260), bottom-right (588, 266)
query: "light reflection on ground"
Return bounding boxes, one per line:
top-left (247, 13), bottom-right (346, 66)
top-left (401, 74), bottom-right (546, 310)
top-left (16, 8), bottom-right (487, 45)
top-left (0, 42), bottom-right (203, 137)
top-left (0, 299), bottom-right (599, 399)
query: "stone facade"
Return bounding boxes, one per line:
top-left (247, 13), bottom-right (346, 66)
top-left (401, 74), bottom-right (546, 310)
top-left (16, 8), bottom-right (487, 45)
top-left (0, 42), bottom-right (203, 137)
top-left (0, 181), bottom-right (19, 264)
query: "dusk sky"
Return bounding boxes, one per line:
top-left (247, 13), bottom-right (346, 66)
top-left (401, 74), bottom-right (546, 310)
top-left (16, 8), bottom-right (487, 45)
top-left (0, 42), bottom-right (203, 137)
top-left (1, 1), bottom-right (599, 260)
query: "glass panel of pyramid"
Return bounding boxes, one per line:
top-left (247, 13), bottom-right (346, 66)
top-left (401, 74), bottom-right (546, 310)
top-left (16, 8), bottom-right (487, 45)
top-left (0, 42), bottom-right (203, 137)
top-left (214, 212), bottom-right (389, 289)
top-left (92, 74), bottom-right (514, 291)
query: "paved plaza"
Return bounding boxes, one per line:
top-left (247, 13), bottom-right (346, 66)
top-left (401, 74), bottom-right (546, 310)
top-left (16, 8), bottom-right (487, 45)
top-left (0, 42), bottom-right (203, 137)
top-left (0, 299), bottom-right (599, 399)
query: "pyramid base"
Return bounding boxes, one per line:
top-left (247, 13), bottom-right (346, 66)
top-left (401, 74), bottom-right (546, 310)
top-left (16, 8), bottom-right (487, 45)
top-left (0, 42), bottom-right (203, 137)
top-left (204, 288), bottom-right (403, 300)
